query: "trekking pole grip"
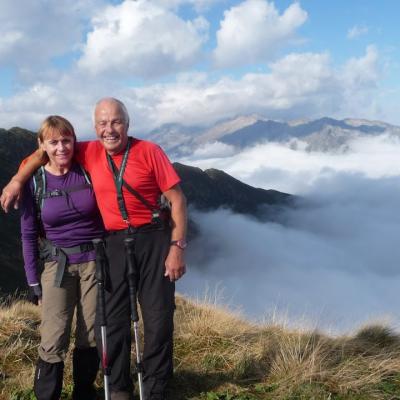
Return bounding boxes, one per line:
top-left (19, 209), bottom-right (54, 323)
top-left (92, 238), bottom-right (111, 400)
top-left (124, 238), bottom-right (139, 323)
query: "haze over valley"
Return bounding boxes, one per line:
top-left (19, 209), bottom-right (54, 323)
top-left (172, 116), bottom-right (400, 332)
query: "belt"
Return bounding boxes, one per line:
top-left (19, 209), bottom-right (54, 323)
top-left (107, 220), bottom-right (168, 236)
top-left (50, 242), bottom-right (95, 256)
top-left (40, 240), bottom-right (95, 287)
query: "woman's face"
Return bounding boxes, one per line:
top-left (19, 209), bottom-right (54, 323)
top-left (40, 131), bottom-right (74, 169)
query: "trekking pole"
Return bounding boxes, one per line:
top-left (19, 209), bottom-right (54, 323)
top-left (93, 238), bottom-right (111, 400)
top-left (124, 237), bottom-right (145, 400)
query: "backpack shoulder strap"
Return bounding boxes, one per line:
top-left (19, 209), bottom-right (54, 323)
top-left (33, 166), bottom-right (46, 237)
top-left (78, 164), bottom-right (91, 185)
top-left (33, 166), bottom-right (46, 212)
top-left (39, 164), bottom-right (92, 201)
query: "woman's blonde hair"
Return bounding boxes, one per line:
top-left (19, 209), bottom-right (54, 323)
top-left (38, 115), bottom-right (76, 144)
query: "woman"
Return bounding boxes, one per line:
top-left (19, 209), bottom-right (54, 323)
top-left (21, 115), bottom-right (104, 400)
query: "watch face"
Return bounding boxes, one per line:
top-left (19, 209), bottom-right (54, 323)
top-left (177, 239), bottom-right (187, 249)
top-left (172, 239), bottom-right (187, 249)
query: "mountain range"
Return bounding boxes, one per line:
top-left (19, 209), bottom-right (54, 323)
top-left (0, 127), bottom-right (291, 294)
top-left (2, 114), bottom-right (397, 292)
top-left (147, 115), bottom-right (400, 155)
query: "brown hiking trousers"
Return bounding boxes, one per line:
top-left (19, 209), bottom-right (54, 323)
top-left (38, 260), bottom-right (97, 363)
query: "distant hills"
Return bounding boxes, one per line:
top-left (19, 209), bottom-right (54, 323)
top-left (0, 127), bottom-right (292, 294)
top-left (174, 162), bottom-right (292, 220)
top-left (147, 115), bottom-right (400, 155)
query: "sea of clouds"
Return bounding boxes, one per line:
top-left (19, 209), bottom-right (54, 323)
top-left (176, 134), bottom-right (400, 333)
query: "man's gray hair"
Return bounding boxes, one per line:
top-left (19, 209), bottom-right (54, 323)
top-left (93, 97), bottom-right (130, 126)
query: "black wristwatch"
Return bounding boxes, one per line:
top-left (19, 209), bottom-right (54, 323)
top-left (170, 239), bottom-right (187, 250)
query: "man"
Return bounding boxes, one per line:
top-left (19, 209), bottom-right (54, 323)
top-left (1, 98), bottom-right (187, 400)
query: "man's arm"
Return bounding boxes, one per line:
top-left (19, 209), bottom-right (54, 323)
top-left (162, 184), bottom-right (187, 282)
top-left (0, 149), bottom-right (48, 212)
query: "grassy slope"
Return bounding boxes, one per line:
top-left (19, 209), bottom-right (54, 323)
top-left (1, 296), bottom-right (400, 400)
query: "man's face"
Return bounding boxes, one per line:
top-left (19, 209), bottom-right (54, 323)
top-left (94, 100), bottom-right (129, 155)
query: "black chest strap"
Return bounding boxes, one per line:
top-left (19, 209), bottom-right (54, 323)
top-left (106, 138), bottom-right (161, 226)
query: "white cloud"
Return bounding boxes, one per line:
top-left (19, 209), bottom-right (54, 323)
top-left (339, 45), bottom-right (381, 118)
top-left (154, 0), bottom-right (226, 12)
top-left (213, 0), bottom-right (307, 68)
top-left (347, 24), bottom-right (369, 39)
top-left (342, 45), bottom-right (379, 88)
top-left (0, 46), bottom-right (386, 135)
top-left (0, 31), bottom-right (24, 54)
top-left (0, 73), bottom-right (110, 135)
top-left (191, 141), bottom-right (236, 159)
top-left (180, 133), bottom-right (400, 194)
top-left (0, 0), bottom-right (100, 73)
top-left (78, 0), bottom-right (209, 78)
top-left (0, 84), bottom-right (62, 129)
top-left (122, 46), bottom-right (381, 130)
top-left (119, 52), bottom-right (336, 130)
top-left (262, 52), bottom-right (334, 102)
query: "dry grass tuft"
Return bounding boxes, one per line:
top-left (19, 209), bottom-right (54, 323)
top-left (174, 295), bottom-right (264, 380)
top-left (2, 295), bottom-right (400, 399)
top-left (0, 299), bottom-right (41, 397)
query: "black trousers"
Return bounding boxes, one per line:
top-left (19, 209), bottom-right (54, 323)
top-left (95, 226), bottom-right (175, 396)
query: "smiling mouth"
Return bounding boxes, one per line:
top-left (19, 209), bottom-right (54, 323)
top-left (103, 136), bottom-right (120, 142)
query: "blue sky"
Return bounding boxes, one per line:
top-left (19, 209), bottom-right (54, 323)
top-left (0, 0), bottom-right (399, 137)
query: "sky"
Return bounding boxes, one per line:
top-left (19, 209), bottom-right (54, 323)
top-left (1, 0), bottom-right (400, 136)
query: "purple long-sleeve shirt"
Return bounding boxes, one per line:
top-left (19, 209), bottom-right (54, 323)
top-left (20, 163), bottom-right (104, 285)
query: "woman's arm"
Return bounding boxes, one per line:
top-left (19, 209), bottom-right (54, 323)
top-left (20, 180), bottom-right (41, 289)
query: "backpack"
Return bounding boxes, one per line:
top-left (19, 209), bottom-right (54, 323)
top-left (32, 165), bottom-right (92, 236)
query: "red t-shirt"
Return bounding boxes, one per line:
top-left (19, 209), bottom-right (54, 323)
top-left (75, 138), bottom-right (180, 230)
